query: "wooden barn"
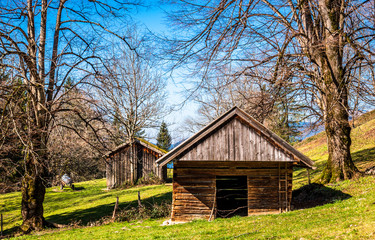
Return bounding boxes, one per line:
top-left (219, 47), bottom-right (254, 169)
top-left (106, 138), bottom-right (167, 189)
top-left (156, 107), bottom-right (314, 222)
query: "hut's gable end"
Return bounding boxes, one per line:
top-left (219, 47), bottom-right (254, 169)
top-left (178, 117), bottom-right (294, 162)
top-left (106, 140), bottom-right (166, 189)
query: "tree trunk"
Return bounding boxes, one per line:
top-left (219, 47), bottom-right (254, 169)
top-left (320, 98), bottom-right (359, 183)
top-left (314, 0), bottom-right (359, 183)
top-left (20, 141), bottom-right (48, 233)
top-left (20, 171), bottom-right (46, 233)
top-left (317, 58), bottom-right (360, 183)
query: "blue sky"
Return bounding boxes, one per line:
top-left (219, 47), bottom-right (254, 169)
top-left (131, 2), bottom-right (199, 142)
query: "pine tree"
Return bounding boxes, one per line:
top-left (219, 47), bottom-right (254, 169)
top-left (156, 121), bottom-right (172, 151)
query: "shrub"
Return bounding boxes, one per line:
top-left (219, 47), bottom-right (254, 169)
top-left (114, 201), bottom-right (171, 222)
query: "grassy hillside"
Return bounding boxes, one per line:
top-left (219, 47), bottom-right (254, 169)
top-left (293, 109), bottom-right (375, 188)
top-left (1, 110), bottom-right (375, 239)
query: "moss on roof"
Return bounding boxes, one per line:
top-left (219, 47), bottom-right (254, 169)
top-left (136, 137), bottom-right (168, 154)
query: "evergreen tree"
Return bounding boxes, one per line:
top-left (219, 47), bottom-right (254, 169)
top-left (134, 128), bottom-right (146, 139)
top-left (64, 77), bottom-right (74, 91)
top-left (156, 121), bottom-right (172, 151)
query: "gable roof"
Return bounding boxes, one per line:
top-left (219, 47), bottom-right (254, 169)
top-left (156, 106), bottom-right (314, 168)
top-left (105, 138), bottom-right (167, 157)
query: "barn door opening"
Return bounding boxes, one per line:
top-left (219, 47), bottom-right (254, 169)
top-left (216, 176), bottom-right (248, 218)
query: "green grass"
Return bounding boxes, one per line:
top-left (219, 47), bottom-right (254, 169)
top-left (2, 110), bottom-right (375, 239)
top-left (293, 110), bottom-right (375, 188)
top-left (0, 180), bottom-right (172, 235)
top-left (7, 176), bottom-right (375, 239)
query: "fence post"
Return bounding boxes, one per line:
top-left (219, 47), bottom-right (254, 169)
top-left (112, 197), bottom-right (119, 220)
top-left (137, 191), bottom-right (143, 209)
top-left (1, 213), bottom-right (3, 236)
top-left (307, 169), bottom-right (311, 185)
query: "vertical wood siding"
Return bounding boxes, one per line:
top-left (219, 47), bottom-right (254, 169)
top-left (178, 117), bottom-right (294, 162)
top-left (106, 142), bottom-right (165, 188)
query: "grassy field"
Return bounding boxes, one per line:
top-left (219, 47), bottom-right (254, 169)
top-left (0, 180), bottom-right (172, 236)
top-left (1, 110), bottom-right (375, 239)
top-left (2, 176), bottom-right (374, 239)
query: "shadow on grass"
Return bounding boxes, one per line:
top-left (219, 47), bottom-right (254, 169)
top-left (293, 161), bottom-right (327, 183)
top-left (72, 186), bottom-right (85, 191)
top-left (351, 147), bottom-right (375, 170)
top-left (45, 191), bottom-right (172, 226)
top-left (292, 183), bottom-right (351, 210)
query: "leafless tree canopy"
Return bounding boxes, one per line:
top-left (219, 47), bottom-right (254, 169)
top-left (97, 28), bottom-right (169, 144)
top-left (0, 0), bottom-right (139, 232)
top-left (166, 0), bottom-right (375, 182)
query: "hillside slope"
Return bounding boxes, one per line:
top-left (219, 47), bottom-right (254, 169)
top-left (1, 110), bottom-right (375, 239)
top-left (293, 109), bottom-right (375, 187)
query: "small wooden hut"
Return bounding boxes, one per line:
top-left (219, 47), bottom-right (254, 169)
top-left (106, 138), bottom-right (167, 188)
top-left (156, 107), bottom-right (314, 222)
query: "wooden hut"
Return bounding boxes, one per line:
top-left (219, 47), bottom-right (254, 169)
top-left (106, 138), bottom-right (167, 189)
top-left (156, 107), bottom-right (314, 222)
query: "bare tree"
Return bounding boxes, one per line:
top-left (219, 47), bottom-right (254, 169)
top-left (97, 29), bottom-right (168, 183)
top-left (182, 65), bottom-right (301, 143)
top-left (166, 0), bottom-right (375, 183)
top-left (48, 84), bottom-right (110, 184)
top-left (0, 0), bottom-right (138, 232)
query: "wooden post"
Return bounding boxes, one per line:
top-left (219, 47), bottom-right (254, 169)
top-left (307, 169), bottom-right (311, 185)
top-left (137, 191), bottom-right (143, 209)
top-left (209, 188), bottom-right (216, 221)
top-left (1, 213), bottom-right (3, 236)
top-left (112, 197), bottom-right (119, 219)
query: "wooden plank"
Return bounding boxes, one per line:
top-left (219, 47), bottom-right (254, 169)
top-left (175, 168), bottom-right (291, 176)
top-left (174, 209), bottom-right (212, 214)
top-left (173, 214), bottom-right (210, 221)
top-left (175, 176), bottom-right (215, 182)
top-left (174, 182), bottom-right (215, 188)
top-left (174, 199), bottom-right (214, 204)
top-left (175, 179), bottom-right (214, 184)
top-left (234, 119), bottom-right (240, 161)
top-left (229, 119), bottom-right (235, 160)
top-left (173, 205), bottom-right (211, 210)
top-left (174, 188), bottom-right (215, 194)
top-left (174, 194), bottom-right (214, 201)
top-left (176, 161), bottom-right (282, 168)
top-left (242, 121), bottom-right (249, 161)
top-left (223, 122), bottom-right (229, 161)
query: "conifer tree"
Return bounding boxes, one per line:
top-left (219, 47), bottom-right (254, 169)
top-left (156, 121), bottom-right (172, 151)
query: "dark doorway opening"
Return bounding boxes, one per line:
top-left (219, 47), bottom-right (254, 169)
top-left (216, 176), bottom-right (248, 218)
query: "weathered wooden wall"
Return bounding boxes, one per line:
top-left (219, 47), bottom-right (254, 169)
top-left (106, 143), bottom-right (165, 188)
top-left (178, 117), bottom-right (294, 162)
top-left (171, 161), bottom-right (293, 222)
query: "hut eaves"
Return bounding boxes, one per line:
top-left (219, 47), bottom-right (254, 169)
top-left (105, 138), bottom-right (167, 157)
top-left (156, 106), bottom-right (315, 168)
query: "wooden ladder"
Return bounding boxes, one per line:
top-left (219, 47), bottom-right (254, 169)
top-left (278, 162), bottom-right (288, 213)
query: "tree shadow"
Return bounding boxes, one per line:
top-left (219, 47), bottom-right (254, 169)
top-left (351, 147), bottom-right (375, 171)
top-left (292, 183), bottom-right (351, 210)
top-left (72, 186), bottom-right (85, 191)
top-left (45, 191), bottom-right (172, 226)
top-left (2, 226), bottom-right (19, 238)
